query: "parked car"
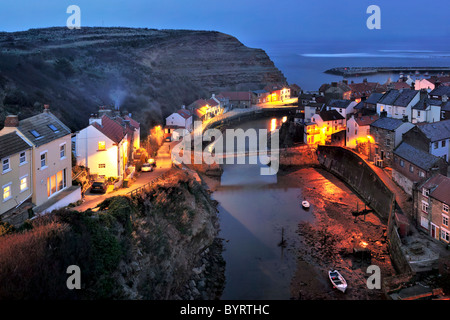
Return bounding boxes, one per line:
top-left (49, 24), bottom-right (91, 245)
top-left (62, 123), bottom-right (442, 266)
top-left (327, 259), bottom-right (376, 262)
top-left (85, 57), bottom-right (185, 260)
top-left (90, 180), bottom-right (107, 194)
top-left (141, 163), bottom-right (153, 172)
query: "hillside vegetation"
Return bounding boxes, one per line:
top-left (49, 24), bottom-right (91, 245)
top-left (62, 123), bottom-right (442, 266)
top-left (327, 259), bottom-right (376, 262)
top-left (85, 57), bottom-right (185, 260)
top-left (0, 27), bottom-right (286, 134)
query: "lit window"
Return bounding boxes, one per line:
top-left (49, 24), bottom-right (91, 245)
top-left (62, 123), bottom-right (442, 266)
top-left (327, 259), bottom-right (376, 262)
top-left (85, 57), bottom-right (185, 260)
top-left (19, 152), bottom-right (26, 164)
top-left (20, 176), bottom-right (27, 192)
top-left (3, 184), bottom-right (11, 201)
top-left (99, 164), bottom-right (106, 169)
top-left (60, 144), bottom-right (66, 159)
top-left (2, 158), bottom-right (10, 172)
top-left (98, 141), bottom-right (106, 151)
top-left (41, 153), bottom-right (47, 168)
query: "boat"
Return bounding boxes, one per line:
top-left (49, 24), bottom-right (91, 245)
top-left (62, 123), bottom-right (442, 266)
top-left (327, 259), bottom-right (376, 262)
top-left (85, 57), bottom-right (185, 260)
top-left (301, 200), bottom-right (310, 209)
top-left (328, 270), bottom-right (347, 293)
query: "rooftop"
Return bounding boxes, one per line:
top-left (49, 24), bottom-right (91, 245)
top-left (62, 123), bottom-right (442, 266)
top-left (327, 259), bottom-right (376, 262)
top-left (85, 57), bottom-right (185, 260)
top-left (421, 174), bottom-right (450, 205)
top-left (416, 119), bottom-right (450, 142)
top-left (319, 109), bottom-right (345, 121)
top-left (429, 85), bottom-right (450, 97)
top-left (370, 117), bottom-right (406, 131)
top-left (378, 89), bottom-right (419, 107)
top-left (394, 142), bottom-right (444, 171)
top-left (92, 115), bottom-right (126, 144)
top-left (0, 132), bottom-right (31, 159)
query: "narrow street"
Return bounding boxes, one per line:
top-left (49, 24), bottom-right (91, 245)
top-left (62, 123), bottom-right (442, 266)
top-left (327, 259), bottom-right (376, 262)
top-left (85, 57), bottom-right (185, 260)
top-left (72, 141), bottom-right (176, 212)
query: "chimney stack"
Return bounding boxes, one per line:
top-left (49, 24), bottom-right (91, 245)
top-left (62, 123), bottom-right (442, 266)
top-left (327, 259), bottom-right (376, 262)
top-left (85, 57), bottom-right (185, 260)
top-left (43, 104), bottom-right (50, 113)
top-left (4, 115), bottom-right (19, 127)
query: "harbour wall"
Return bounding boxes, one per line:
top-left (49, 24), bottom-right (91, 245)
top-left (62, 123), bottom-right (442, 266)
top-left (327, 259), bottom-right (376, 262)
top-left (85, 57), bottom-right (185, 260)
top-left (316, 145), bottom-right (412, 274)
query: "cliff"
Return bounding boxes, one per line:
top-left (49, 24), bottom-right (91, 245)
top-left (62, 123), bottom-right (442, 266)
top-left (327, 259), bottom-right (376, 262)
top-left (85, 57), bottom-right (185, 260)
top-left (0, 27), bottom-right (286, 133)
top-left (0, 168), bottom-right (225, 300)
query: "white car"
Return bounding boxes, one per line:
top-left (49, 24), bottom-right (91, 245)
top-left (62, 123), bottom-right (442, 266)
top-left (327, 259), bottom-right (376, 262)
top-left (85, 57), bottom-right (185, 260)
top-left (141, 163), bottom-right (153, 172)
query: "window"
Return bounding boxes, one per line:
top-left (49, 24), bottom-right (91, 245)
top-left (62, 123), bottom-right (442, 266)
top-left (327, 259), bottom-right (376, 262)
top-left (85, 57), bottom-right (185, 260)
top-left (40, 152), bottom-right (47, 168)
top-left (441, 229), bottom-right (450, 243)
top-left (409, 165), bottom-right (414, 173)
top-left (48, 124), bottom-right (59, 132)
top-left (434, 142), bottom-right (439, 149)
top-left (60, 144), bottom-right (66, 159)
top-left (422, 188), bottom-right (429, 197)
top-left (47, 169), bottom-right (66, 198)
top-left (19, 152), bottom-right (26, 164)
top-left (400, 159), bottom-right (404, 167)
top-left (98, 164), bottom-right (106, 168)
top-left (98, 141), bottom-right (106, 151)
top-left (444, 204), bottom-right (449, 214)
top-left (2, 158), bottom-right (10, 173)
top-left (30, 130), bottom-right (40, 138)
top-left (3, 184), bottom-right (11, 201)
top-left (20, 176), bottom-right (28, 192)
top-left (418, 111), bottom-right (421, 117)
top-left (442, 140), bottom-right (446, 148)
top-left (419, 171), bottom-right (425, 178)
top-left (443, 215), bottom-right (449, 227)
top-left (422, 201), bottom-right (429, 212)
top-left (386, 139), bottom-right (391, 147)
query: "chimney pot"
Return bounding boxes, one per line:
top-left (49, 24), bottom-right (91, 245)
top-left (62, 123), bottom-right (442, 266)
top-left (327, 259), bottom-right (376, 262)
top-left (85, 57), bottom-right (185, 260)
top-left (43, 104), bottom-right (50, 113)
top-left (4, 115), bottom-right (19, 127)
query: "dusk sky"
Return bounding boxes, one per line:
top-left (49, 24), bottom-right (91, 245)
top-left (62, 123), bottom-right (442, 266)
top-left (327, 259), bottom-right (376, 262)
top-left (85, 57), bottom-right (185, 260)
top-left (1, 0), bottom-right (449, 47)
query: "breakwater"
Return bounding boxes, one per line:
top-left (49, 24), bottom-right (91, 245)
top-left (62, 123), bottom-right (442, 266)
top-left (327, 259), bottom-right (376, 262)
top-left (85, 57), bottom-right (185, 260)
top-left (325, 66), bottom-right (450, 77)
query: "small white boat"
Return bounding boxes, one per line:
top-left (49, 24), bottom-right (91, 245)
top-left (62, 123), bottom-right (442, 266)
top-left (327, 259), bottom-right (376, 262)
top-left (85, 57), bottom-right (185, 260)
top-left (329, 270), bottom-right (347, 293)
top-left (301, 200), bottom-right (310, 209)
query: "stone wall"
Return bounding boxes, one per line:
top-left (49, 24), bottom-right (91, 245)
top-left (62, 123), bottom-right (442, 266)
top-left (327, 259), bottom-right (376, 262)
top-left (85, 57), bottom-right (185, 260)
top-left (279, 145), bottom-right (319, 166)
top-left (316, 145), bottom-right (413, 274)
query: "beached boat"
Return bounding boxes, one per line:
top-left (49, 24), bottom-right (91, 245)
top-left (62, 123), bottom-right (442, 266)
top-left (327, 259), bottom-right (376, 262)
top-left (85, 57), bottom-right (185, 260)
top-left (301, 200), bottom-right (310, 209)
top-left (328, 270), bottom-right (347, 293)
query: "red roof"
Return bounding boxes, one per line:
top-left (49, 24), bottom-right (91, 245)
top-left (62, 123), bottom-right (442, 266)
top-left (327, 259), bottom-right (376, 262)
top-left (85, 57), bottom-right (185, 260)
top-left (422, 174), bottom-right (450, 205)
top-left (349, 82), bottom-right (386, 99)
top-left (354, 114), bottom-right (379, 126)
top-left (392, 82), bottom-right (411, 90)
top-left (177, 109), bottom-right (192, 119)
top-left (92, 115), bottom-right (126, 144)
top-left (123, 115), bottom-right (140, 129)
top-left (206, 98), bottom-right (219, 107)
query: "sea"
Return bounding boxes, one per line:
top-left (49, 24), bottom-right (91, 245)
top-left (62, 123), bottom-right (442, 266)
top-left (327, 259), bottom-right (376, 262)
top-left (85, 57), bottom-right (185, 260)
top-left (247, 38), bottom-right (450, 91)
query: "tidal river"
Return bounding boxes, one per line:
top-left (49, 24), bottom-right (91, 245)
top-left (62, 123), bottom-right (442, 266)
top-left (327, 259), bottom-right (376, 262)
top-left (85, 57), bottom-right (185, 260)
top-left (211, 117), bottom-right (394, 300)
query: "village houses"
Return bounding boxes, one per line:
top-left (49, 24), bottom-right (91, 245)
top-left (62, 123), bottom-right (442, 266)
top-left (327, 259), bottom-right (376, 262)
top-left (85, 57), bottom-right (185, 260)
top-left (376, 88), bottom-right (421, 122)
top-left (414, 174), bottom-right (450, 245)
top-left (345, 113), bottom-right (379, 154)
top-left (0, 105), bottom-right (81, 220)
top-left (164, 107), bottom-right (193, 141)
top-left (392, 142), bottom-right (448, 195)
top-left (75, 107), bottom-right (140, 181)
top-left (304, 109), bottom-right (345, 146)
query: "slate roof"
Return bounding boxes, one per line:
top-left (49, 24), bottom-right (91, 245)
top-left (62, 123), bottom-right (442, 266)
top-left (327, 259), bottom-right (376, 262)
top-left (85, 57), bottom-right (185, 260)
top-left (319, 109), bottom-right (345, 121)
top-left (327, 99), bottom-right (352, 109)
top-left (16, 111), bottom-right (71, 147)
top-left (370, 117), bottom-right (405, 131)
top-left (412, 97), bottom-right (444, 110)
top-left (421, 174), bottom-right (450, 205)
top-left (0, 132), bottom-right (31, 159)
top-left (416, 119), bottom-right (450, 142)
top-left (378, 89), bottom-right (418, 107)
top-left (429, 85), bottom-right (450, 97)
top-left (365, 93), bottom-right (384, 105)
top-left (394, 142), bottom-right (443, 171)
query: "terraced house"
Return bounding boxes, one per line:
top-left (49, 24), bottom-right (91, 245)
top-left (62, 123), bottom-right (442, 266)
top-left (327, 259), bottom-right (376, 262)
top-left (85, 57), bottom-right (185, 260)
top-left (0, 131), bottom-right (33, 224)
top-left (0, 105), bottom-right (81, 220)
top-left (415, 174), bottom-right (450, 246)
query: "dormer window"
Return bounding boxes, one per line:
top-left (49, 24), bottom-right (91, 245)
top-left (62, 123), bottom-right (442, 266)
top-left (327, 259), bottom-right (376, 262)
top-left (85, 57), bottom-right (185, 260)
top-left (422, 188), bottom-right (429, 197)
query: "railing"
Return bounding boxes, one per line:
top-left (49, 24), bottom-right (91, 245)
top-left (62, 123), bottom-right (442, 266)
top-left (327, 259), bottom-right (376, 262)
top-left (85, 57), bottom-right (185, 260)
top-left (125, 171), bottom-right (171, 197)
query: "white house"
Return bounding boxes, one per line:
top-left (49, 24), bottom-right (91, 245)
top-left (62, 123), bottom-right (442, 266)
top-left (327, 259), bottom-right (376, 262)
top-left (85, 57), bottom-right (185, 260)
top-left (377, 89), bottom-right (420, 121)
top-left (326, 99), bottom-right (358, 119)
top-left (411, 97), bottom-right (442, 124)
top-left (76, 114), bottom-right (129, 180)
top-left (415, 78), bottom-right (435, 91)
top-left (346, 114), bottom-right (379, 149)
top-left (165, 108), bottom-right (193, 132)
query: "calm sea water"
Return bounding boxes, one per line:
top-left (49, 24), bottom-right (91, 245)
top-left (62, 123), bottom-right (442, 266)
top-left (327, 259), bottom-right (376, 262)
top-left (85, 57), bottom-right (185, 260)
top-left (248, 39), bottom-right (450, 90)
